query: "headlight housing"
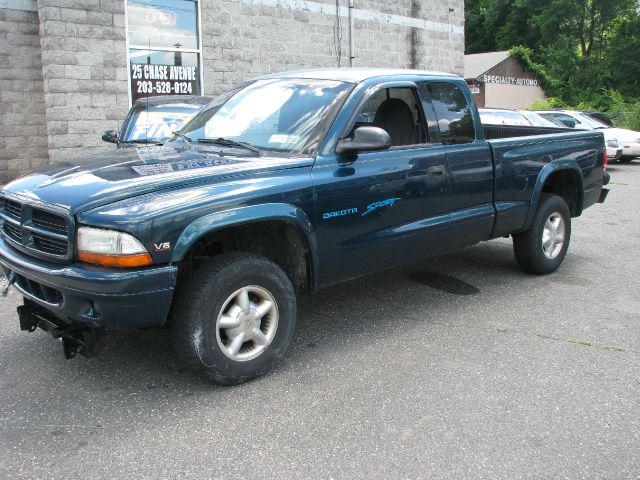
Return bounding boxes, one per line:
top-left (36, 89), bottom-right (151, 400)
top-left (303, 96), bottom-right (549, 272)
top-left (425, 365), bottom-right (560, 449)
top-left (77, 226), bottom-right (152, 267)
top-left (606, 138), bottom-right (619, 148)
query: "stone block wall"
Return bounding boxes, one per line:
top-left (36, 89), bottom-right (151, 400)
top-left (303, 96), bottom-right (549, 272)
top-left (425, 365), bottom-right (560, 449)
top-left (36, 0), bottom-right (129, 163)
top-left (0, 6), bottom-right (48, 183)
top-left (200, 0), bottom-right (465, 95)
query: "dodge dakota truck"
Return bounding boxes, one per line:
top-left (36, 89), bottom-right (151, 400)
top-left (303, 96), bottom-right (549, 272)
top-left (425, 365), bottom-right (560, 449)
top-left (0, 69), bottom-right (609, 385)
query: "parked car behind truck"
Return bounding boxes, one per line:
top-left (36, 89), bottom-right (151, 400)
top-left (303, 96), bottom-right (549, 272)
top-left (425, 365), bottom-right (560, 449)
top-left (536, 110), bottom-right (638, 162)
top-left (101, 95), bottom-right (211, 147)
top-left (0, 69), bottom-right (609, 385)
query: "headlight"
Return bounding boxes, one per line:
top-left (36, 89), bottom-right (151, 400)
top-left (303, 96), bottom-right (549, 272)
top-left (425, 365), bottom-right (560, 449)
top-left (77, 226), bottom-right (152, 267)
top-left (606, 138), bottom-right (619, 148)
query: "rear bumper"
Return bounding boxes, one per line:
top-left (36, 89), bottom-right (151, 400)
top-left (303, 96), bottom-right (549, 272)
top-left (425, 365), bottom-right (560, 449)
top-left (621, 143), bottom-right (640, 157)
top-left (0, 236), bottom-right (177, 329)
top-left (607, 147), bottom-right (622, 160)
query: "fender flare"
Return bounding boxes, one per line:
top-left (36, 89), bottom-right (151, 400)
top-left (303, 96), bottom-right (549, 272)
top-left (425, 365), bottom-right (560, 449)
top-left (521, 160), bottom-right (584, 232)
top-left (171, 203), bottom-right (319, 287)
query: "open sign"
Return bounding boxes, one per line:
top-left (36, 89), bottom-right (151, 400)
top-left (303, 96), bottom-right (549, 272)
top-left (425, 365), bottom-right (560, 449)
top-left (146, 9), bottom-right (177, 26)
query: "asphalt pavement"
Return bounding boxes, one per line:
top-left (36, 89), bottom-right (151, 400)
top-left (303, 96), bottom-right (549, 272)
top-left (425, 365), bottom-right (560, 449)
top-left (1, 162), bottom-right (639, 479)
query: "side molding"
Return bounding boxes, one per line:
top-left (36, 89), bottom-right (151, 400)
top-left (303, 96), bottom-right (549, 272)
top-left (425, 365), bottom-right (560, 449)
top-left (521, 161), bottom-right (584, 232)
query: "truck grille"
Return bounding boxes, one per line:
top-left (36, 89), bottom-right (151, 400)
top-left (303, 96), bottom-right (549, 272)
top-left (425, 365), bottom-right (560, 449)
top-left (1, 198), bottom-right (71, 261)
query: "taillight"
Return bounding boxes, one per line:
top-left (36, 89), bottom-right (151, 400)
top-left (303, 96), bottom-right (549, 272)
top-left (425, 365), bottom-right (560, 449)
top-left (602, 144), bottom-right (608, 173)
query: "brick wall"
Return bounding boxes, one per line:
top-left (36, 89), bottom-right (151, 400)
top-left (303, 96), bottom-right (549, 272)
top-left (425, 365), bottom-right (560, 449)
top-left (0, 7), bottom-right (48, 183)
top-left (36, 0), bottom-right (129, 163)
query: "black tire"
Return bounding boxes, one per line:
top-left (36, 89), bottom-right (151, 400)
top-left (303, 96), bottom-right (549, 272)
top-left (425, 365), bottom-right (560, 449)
top-left (513, 194), bottom-right (571, 275)
top-left (171, 252), bottom-right (296, 385)
top-left (618, 157), bottom-right (634, 163)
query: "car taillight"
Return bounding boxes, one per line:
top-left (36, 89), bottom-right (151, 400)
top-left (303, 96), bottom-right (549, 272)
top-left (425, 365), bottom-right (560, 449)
top-left (602, 144), bottom-right (608, 173)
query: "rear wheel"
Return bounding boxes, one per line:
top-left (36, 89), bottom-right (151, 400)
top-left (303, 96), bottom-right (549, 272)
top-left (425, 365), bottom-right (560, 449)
top-left (171, 252), bottom-right (296, 385)
top-left (513, 194), bottom-right (571, 274)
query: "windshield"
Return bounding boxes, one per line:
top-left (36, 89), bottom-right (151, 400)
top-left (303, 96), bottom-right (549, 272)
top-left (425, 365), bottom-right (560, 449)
top-left (122, 103), bottom-right (204, 143)
top-left (175, 79), bottom-right (353, 154)
top-left (571, 112), bottom-right (611, 129)
top-left (479, 110), bottom-right (531, 126)
top-left (520, 111), bottom-right (564, 128)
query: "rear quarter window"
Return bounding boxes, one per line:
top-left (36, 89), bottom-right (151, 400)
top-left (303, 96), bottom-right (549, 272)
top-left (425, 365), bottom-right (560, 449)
top-left (425, 83), bottom-right (475, 144)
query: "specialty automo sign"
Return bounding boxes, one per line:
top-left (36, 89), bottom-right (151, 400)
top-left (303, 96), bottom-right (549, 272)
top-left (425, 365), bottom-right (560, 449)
top-left (130, 63), bottom-right (200, 102)
top-left (482, 74), bottom-right (539, 87)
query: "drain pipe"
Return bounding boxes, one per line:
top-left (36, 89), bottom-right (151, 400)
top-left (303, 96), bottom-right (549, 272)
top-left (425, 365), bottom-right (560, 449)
top-left (348, 0), bottom-right (355, 66)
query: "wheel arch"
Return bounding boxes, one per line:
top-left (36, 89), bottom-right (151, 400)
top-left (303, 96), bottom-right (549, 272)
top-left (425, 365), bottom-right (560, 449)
top-left (172, 203), bottom-right (318, 293)
top-left (522, 161), bottom-right (584, 231)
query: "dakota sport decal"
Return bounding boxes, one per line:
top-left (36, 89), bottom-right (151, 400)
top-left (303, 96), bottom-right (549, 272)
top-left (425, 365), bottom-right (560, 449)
top-left (322, 197), bottom-right (401, 220)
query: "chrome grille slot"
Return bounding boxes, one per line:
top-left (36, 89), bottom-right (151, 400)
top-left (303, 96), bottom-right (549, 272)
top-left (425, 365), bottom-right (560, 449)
top-left (4, 222), bottom-right (22, 241)
top-left (4, 199), bottom-right (22, 219)
top-left (14, 272), bottom-right (63, 305)
top-left (32, 209), bottom-right (68, 234)
top-left (32, 232), bottom-right (68, 256)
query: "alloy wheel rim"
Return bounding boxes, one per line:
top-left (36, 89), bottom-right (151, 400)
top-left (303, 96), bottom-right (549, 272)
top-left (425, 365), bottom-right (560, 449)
top-left (541, 212), bottom-right (566, 259)
top-left (215, 285), bottom-right (279, 362)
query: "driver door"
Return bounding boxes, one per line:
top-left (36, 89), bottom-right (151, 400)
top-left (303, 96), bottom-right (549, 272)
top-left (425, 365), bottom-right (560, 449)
top-left (312, 81), bottom-right (452, 286)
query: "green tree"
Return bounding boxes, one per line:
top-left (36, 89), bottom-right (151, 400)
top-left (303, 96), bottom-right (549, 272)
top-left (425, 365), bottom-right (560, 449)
top-left (464, 0), bottom-right (640, 119)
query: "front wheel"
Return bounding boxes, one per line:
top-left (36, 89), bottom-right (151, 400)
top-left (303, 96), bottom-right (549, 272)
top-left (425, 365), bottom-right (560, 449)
top-left (171, 252), bottom-right (296, 385)
top-left (513, 194), bottom-right (571, 274)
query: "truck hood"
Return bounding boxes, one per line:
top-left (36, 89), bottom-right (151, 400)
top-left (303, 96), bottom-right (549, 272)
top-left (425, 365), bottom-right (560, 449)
top-left (2, 146), bottom-right (314, 214)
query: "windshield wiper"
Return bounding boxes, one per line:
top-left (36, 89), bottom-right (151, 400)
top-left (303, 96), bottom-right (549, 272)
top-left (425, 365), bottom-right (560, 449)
top-left (128, 139), bottom-right (163, 145)
top-left (172, 131), bottom-right (194, 148)
top-left (197, 137), bottom-right (264, 156)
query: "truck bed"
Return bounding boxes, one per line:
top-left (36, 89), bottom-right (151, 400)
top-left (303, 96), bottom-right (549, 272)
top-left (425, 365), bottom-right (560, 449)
top-left (483, 124), bottom-right (573, 140)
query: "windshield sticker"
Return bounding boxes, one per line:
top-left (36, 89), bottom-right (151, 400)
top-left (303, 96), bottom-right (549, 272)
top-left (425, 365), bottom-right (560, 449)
top-left (268, 134), bottom-right (299, 144)
top-left (362, 197), bottom-right (401, 216)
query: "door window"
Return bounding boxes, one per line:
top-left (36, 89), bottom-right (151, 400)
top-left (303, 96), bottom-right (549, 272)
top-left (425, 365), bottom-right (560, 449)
top-left (353, 87), bottom-right (428, 146)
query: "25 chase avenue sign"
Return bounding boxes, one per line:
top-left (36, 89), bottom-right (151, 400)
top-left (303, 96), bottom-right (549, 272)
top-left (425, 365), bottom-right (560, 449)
top-left (482, 74), bottom-right (539, 87)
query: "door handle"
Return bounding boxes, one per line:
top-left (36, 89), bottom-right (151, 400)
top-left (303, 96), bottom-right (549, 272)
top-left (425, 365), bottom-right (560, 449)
top-left (428, 165), bottom-right (445, 177)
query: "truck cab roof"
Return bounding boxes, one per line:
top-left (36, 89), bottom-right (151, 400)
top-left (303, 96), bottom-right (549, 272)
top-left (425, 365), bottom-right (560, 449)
top-left (257, 68), bottom-right (459, 83)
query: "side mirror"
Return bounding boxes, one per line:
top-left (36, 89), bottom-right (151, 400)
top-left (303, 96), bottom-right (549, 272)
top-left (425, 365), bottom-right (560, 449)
top-left (336, 126), bottom-right (391, 156)
top-left (102, 130), bottom-right (119, 144)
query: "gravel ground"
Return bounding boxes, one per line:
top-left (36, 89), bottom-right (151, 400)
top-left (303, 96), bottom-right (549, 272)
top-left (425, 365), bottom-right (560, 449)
top-left (1, 162), bottom-right (638, 479)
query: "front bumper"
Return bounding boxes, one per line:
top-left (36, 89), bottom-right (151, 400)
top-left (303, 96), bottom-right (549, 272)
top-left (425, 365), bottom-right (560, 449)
top-left (0, 236), bottom-right (177, 329)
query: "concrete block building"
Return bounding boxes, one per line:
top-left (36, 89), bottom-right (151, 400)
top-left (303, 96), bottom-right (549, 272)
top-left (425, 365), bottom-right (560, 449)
top-left (1, 0), bottom-right (464, 182)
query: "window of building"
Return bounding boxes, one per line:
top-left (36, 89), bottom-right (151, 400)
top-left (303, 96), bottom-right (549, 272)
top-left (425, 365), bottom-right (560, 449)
top-left (126, 0), bottom-right (203, 104)
top-left (424, 82), bottom-right (475, 144)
